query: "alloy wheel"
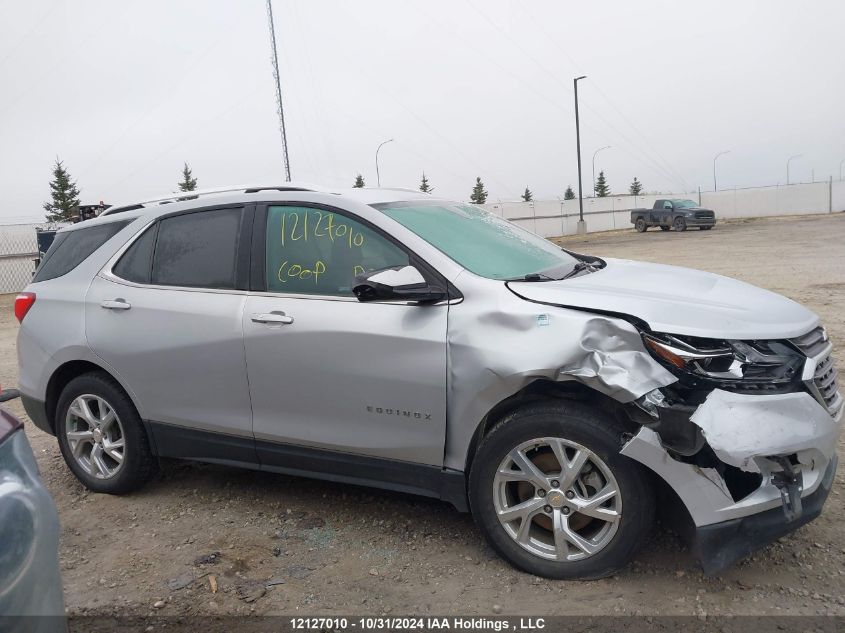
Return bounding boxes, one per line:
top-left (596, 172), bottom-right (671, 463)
top-left (492, 437), bottom-right (621, 562)
top-left (65, 394), bottom-right (126, 479)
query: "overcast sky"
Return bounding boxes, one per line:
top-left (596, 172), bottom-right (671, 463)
top-left (1, 0), bottom-right (843, 221)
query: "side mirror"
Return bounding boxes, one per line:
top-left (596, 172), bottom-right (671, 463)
top-left (353, 265), bottom-right (446, 304)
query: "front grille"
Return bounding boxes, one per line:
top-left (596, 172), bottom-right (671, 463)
top-left (813, 354), bottom-right (841, 412)
top-left (790, 326), bottom-right (841, 412)
top-left (694, 211), bottom-right (714, 219)
top-left (791, 326), bottom-right (829, 357)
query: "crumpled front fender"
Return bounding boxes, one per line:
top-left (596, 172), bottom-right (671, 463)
top-left (444, 280), bottom-right (677, 470)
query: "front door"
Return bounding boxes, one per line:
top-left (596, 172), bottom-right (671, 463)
top-left (243, 204), bottom-right (448, 466)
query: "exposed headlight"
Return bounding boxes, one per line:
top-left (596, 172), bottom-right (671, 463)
top-left (643, 333), bottom-right (803, 386)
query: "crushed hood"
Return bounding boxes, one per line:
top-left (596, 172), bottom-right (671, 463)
top-left (508, 258), bottom-right (818, 340)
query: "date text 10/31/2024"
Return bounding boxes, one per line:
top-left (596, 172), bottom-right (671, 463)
top-left (289, 616), bottom-right (547, 630)
top-left (277, 209), bottom-right (368, 286)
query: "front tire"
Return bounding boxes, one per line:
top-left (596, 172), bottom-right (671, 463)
top-left (469, 402), bottom-right (654, 579)
top-left (56, 372), bottom-right (157, 494)
top-left (673, 216), bottom-right (687, 231)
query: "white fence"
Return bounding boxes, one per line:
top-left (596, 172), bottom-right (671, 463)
top-left (1, 180), bottom-right (843, 293)
top-left (483, 180), bottom-right (845, 238)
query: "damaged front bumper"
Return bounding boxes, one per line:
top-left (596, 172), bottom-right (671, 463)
top-left (621, 390), bottom-right (843, 574)
top-left (693, 454), bottom-right (836, 575)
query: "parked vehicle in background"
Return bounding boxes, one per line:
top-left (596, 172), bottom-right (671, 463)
top-left (0, 405), bottom-right (65, 630)
top-left (631, 199), bottom-right (716, 232)
top-left (15, 184), bottom-right (840, 580)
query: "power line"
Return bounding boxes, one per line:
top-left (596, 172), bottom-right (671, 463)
top-left (407, 0), bottom-right (688, 193)
top-left (101, 82), bottom-right (266, 198)
top-left (325, 1), bottom-right (520, 198)
top-left (77, 11), bottom-right (255, 180)
top-left (0, 3), bottom-right (60, 70)
top-left (0, 3), bottom-right (134, 117)
top-left (462, 0), bottom-right (691, 192)
top-left (519, 6), bottom-right (693, 191)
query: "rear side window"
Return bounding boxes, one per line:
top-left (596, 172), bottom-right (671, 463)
top-left (34, 221), bottom-right (128, 282)
top-left (151, 209), bottom-right (242, 289)
top-left (113, 223), bottom-right (158, 284)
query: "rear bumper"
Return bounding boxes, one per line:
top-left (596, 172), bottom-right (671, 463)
top-left (21, 396), bottom-right (52, 436)
top-left (693, 454), bottom-right (836, 575)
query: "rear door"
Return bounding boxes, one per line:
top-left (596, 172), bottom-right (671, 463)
top-left (85, 206), bottom-right (255, 458)
top-left (242, 203), bottom-right (449, 467)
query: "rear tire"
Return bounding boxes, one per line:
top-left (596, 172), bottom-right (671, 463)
top-left (469, 401), bottom-right (654, 579)
top-left (673, 216), bottom-right (687, 232)
top-left (634, 218), bottom-right (647, 232)
top-left (56, 372), bottom-right (157, 494)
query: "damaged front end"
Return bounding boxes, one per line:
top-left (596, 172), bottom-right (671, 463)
top-left (621, 326), bottom-right (842, 574)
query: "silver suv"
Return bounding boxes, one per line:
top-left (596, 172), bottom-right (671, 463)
top-left (16, 185), bottom-right (841, 579)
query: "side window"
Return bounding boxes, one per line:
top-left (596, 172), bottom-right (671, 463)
top-left (265, 206), bottom-right (409, 295)
top-left (113, 223), bottom-right (157, 284)
top-left (151, 208), bottom-right (242, 289)
top-left (33, 221), bottom-right (129, 282)
top-left (663, 201), bottom-right (672, 209)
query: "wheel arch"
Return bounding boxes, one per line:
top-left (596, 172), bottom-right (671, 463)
top-left (45, 360), bottom-right (139, 434)
top-left (462, 380), bottom-right (639, 476)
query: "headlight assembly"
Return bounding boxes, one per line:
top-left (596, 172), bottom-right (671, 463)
top-left (642, 333), bottom-right (804, 387)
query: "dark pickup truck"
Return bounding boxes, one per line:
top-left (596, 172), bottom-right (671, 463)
top-left (630, 199), bottom-right (716, 232)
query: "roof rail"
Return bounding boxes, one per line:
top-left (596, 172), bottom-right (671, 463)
top-left (100, 183), bottom-right (322, 216)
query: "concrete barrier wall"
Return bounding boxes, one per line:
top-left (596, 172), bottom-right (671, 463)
top-left (483, 181), bottom-right (844, 238)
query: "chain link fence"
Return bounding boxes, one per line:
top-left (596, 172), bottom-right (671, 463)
top-left (0, 223), bottom-right (42, 294)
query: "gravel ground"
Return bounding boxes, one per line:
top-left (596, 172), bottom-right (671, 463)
top-left (1, 213), bottom-right (844, 618)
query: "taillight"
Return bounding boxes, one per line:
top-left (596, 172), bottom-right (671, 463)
top-left (14, 292), bottom-right (36, 323)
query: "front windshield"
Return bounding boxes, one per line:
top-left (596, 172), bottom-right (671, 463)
top-left (671, 199), bottom-right (698, 208)
top-left (373, 200), bottom-right (578, 280)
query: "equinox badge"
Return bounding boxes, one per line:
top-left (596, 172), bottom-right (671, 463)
top-left (366, 406), bottom-right (431, 420)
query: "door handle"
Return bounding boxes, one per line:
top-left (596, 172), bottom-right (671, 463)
top-left (101, 299), bottom-right (131, 310)
top-left (251, 312), bottom-right (294, 325)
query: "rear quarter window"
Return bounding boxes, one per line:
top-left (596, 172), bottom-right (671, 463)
top-left (33, 221), bottom-right (128, 282)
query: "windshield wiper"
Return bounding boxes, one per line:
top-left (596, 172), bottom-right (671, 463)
top-left (508, 272), bottom-right (556, 282)
top-left (560, 261), bottom-right (594, 280)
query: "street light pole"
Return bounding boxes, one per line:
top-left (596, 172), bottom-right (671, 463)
top-left (786, 154), bottom-right (802, 185)
top-left (592, 146), bottom-right (611, 196)
top-left (574, 75), bottom-right (587, 234)
top-left (375, 139), bottom-right (394, 187)
top-left (713, 150), bottom-right (730, 192)
top-left (839, 158), bottom-right (844, 181)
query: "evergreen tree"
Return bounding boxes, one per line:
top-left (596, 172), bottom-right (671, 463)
top-left (469, 177), bottom-right (488, 204)
top-left (178, 162), bottom-right (198, 192)
top-left (353, 174), bottom-right (365, 188)
top-left (43, 158), bottom-right (81, 223)
top-left (564, 186), bottom-right (575, 200)
top-left (521, 187), bottom-right (533, 202)
top-left (419, 172), bottom-right (433, 193)
top-left (629, 177), bottom-right (643, 196)
top-left (594, 171), bottom-right (610, 197)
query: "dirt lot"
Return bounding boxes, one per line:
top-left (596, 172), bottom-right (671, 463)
top-left (2, 213), bottom-right (844, 618)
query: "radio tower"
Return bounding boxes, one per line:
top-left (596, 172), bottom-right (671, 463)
top-left (266, 0), bottom-right (291, 181)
